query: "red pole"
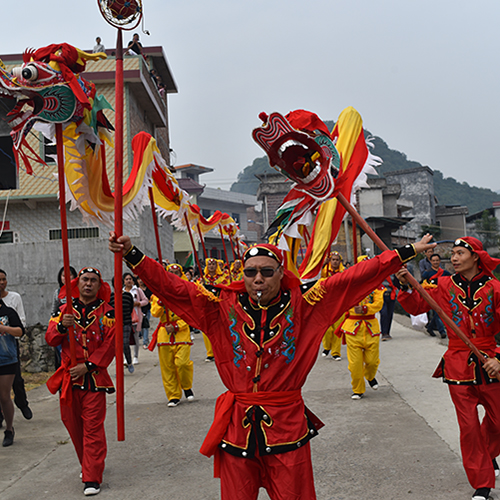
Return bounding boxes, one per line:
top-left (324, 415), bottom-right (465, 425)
top-left (114, 28), bottom-right (125, 442)
top-left (55, 123), bottom-right (77, 367)
top-left (185, 213), bottom-right (203, 273)
top-left (148, 187), bottom-right (163, 263)
top-left (228, 234), bottom-right (236, 261)
top-left (196, 223), bottom-right (208, 260)
top-left (336, 192), bottom-right (495, 372)
top-left (219, 224), bottom-right (230, 264)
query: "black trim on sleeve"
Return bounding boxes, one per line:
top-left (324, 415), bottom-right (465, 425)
top-left (394, 244), bottom-right (417, 263)
top-left (123, 246), bottom-right (146, 269)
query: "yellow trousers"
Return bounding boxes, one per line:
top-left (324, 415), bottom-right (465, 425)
top-left (345, 327), bottom-right (380, 394)
top-left (322, 325), bottom-right (342, 357)
top-left (202, 333), bottom-right (213, 358)
top-left (158, 344), bottom-right (194, 401)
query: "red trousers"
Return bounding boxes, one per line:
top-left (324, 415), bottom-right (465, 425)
top-left (449, 382), bottom-right (500, 489)
top-left (219, 442), bottom-right (316, 500)
top-left (60, 390), bottom-right (107, 484)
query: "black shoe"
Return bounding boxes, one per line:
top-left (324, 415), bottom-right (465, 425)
top-left (205, 356), bottom-right (214, 362)
top-left (472, 487), bottom-right (490, 500)
top-left (351, 393), bottom-right (364, 400)
top-left (426, 328), bottom-right (436, 337)
top-left (184, 389), bottom-right (194, 401)
top-left (20, 405), bottom-right (33, 420)
top-left (321, 349), bottom-right (330, 357)
top-left (167, 399), bottom-right (180, 407)
top-left (83, 482), bottom-right (100, 496)
top-left (368, 378), bottom-right (379, 390)
top-left (3, 428), bottom-right (14, 447)
top-left (493, 457), bottom-right (499, 477)
top-left (439, 332), bottom-right (447, 339)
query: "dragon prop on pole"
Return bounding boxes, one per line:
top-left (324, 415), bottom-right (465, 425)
top-left (252, 107), bottom-right (493, 364)
top-left (98, 0), bottom-right (144, 442)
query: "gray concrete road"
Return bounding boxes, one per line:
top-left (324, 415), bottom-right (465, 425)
top-left (0, 315), bottom-right (494, 499)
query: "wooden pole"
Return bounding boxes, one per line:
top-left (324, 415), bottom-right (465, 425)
top-left (336, 192), bottom-right (494, 369)
top-left (55, 123), bottom-right (77, 367)
top-left (114, 28), bottom-right (125, 442)
top-left (148, 187), bottom-right (163, 263)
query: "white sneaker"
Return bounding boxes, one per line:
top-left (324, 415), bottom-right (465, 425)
top-left (351, 393), bottom-right (364, 400)
top-left (167, 399), bottom-right (180, 407)
top-left (83, 482), bottom-right (100, 496)
top-left (133, 357), bottom-right (139, 365)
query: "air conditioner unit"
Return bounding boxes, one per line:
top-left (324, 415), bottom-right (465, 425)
top-left (13, 231), bottom-right (20, 243)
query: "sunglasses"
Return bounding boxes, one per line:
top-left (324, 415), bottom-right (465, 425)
top-left (243, 266), bottom-right (280, 278)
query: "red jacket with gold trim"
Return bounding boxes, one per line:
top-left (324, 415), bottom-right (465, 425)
top-left (398, 271), bottom-right (500, 385)
top-left (46, 298), bottom-right (116, 393)
top-left (124, 245), bottom-right (415, 459)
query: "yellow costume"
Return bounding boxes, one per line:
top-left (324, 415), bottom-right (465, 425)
top-left (339, 256), bottom-right (385, 397)
top-left (201, 258), bottom-right (229, 360)
top-left (230, 259), bottom-right (243, 281)
top-left (321, 252), bottom-right (345, 359)
top-left (150, 295), bottom-right (194, 404)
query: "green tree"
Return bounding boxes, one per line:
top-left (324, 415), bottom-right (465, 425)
top-left (420, 224), bottom-right (442, 239)
top-left (474, 211), bottom-right (500, 250)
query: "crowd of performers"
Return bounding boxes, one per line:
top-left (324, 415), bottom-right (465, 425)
top-left (1, 235), bottom-right (499, 500)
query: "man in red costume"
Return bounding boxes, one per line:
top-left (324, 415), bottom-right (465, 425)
top-left (109, 232), bottom-right (433, 499)
top-left (45, 267), bottom-right (115, 497)
top-left (396, 237), bottom-right (500, 500)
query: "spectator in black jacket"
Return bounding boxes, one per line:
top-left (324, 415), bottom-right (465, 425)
top-left (110, 282), bottom-right (135, 373)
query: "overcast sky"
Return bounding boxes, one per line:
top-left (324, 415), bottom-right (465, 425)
top-left (2, 1), bottom-right (500, 192)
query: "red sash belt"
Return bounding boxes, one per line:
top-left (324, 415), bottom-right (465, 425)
top-left (448, 337), bottom-right (496, 352)
top-left (199, 389), bottom-right (302, 459)
top-left (148, 321), bottom-right (167, 351)
top-left (348, 314), bottom-right (376, 320)
top-left (46, 359), bottom-right (74, 407)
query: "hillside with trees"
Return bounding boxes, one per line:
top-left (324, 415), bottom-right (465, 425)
top-left (231, 124), bottom-right (500, 215)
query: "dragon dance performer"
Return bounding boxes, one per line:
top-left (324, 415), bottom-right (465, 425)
top-left (320, 251), bottom-right (345, 360)
top-left (230, 259), bottom-right (243, 281)
top-left (109, 231), bottom-right (434, 500)
top-left (201, 258), bottom-right (229, 362)
top-left (45, 267), bottom-right (115, 497)
top-left (396, 237), bottom-right (500, 500)
top-left (339, 256), bottom-right (385, 400)
top-left (149, 264), bottom-right (194, 407)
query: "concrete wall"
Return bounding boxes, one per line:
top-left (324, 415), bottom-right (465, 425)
top-left (385, 167), bottom-right (435, 235)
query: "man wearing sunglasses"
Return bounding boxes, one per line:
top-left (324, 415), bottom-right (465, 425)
top-left (109, 232), bottom-right (434, 500)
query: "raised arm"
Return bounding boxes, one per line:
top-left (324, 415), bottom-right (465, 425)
top-left (109, 232), bottom-right (219, 332)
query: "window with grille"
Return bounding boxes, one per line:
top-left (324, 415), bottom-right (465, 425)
top-left (49, 227), bottom-right (100, 240)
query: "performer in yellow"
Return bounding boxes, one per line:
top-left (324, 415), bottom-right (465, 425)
top-left (150, 264), bottom-right (194, 407)
top-left (230, 259), bottom-right (243, 281)
top-left (321, 251), bottom-right (345, 360)
top-left (339, 255), bottom-right (385, 400)
top-left (200, 258), bottom-right (228, 361)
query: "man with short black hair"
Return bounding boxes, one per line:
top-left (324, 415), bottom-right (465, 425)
top-left (46, 267), bottom-right (115, 497)
top-left (110, 232), bottom-right (434, 499)
top-left (397, 238), bottom-right (500, 500)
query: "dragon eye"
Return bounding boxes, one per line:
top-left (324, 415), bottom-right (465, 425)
top-left (21, 65), bottom-right (38, 81)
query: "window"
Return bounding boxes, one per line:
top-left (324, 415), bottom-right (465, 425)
top-left (49, 227), bottom-right (100, 240)
top-left (0, 232), bottom-right (14, 244)
top-left (43, 135), bottom-right (57, 164)
top-left (232, 213), bottom-right (240, 224)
